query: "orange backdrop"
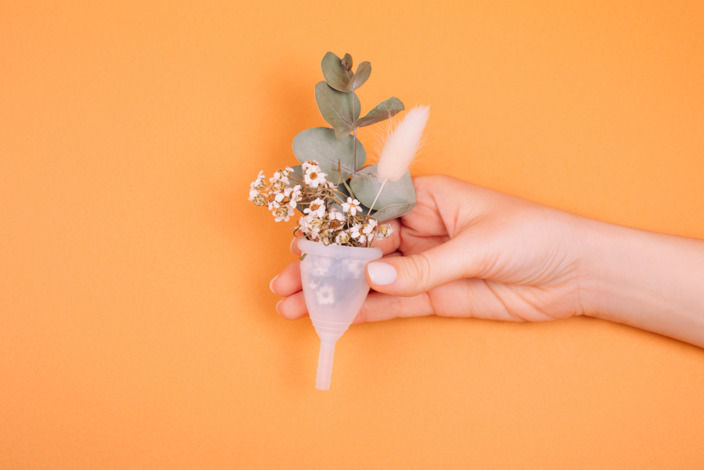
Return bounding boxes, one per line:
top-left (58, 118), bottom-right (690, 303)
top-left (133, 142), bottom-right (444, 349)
top-left (2, 1), bottom-right (704, 468)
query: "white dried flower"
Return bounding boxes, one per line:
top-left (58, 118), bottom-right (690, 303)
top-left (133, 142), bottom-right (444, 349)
top-left (304, 167), bottom-right (327, 188)
top-left (274, 205), bottom-right (294, 222)
top-left (270, 169), bottom-right (290, 185)
top-left (327, 210), bottom-right (345, 230)
top-left (335, 231), bottom-right (350, 244)
top-left (349, 224), bottom-right (365, 244)
top-left (377, 106), bottom-right (430, 182)
top-left (377, 223), bottom-right (393, 240)
top-left (362, 219), bottom-right (378, 236)
top-left (252, 194), bottom-right (267, 206)
top-left (248, 188), bottom-right (259, 201)
top-left (304, 198), bottom-right (326, 218)
top-left (342, 197), bottom-right (361, 216)
top-left (287, 185), bottom-right (302, 209)
top-left (302, 161), bottom-right (319, 172)
top-left (267, 192), bottom-right (285, 210)
top-left (251, 170), bottom-right (267, 190)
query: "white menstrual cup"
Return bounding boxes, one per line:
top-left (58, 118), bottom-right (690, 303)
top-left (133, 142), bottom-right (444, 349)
top-left (298, 239), bottom-right (382, 390)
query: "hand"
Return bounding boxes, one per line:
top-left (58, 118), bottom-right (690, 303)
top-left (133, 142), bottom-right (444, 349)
top-left (271, 175), bottom-right (588, 324)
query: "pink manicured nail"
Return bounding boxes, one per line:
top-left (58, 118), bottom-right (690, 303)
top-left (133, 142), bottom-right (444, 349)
top-left (269, 275), bottom-right (279, 293)
top-left (367, 262), bottom-right (397, 286)
top-left (275, 299), bottom-right (284, 314)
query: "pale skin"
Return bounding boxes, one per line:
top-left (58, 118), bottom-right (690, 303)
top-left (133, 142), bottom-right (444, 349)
top-left (271, 175), bottom-right (704, 348)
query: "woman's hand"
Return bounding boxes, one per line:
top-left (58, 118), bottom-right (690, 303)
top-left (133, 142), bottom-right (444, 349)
top-left (271, 175), bottom-right (588, 324)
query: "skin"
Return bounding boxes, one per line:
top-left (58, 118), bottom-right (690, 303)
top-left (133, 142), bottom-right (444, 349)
top-left (271, 175), bottom-right (704, 348)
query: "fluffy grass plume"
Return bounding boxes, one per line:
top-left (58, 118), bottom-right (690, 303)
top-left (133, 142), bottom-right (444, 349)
top-left (376, 105), bottom-right (430, 181)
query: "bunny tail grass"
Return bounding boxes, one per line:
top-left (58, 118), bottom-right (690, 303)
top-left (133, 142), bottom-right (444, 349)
top-left (376, 105), bottom-right (430, 182)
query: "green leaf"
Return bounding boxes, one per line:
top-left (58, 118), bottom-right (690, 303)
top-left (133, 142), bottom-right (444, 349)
top-left (347, 61), bottom-right (371, 91)
top-left (292, 127), bottom-right (366, 182)
top-left (356, 97), bottom-right (404, 127)
top-left (288, 164), bottom-right (304, 185)
top-left (314, 82), bottom-right (361, 136)
top-left (341, 53), bottom-right (353, 71)
top-left (321, 53), bottom-right (369, 92)
top-left (350, 164), bottom-right (416, 222)
top-left (321, 52), bottom-right (354, 92)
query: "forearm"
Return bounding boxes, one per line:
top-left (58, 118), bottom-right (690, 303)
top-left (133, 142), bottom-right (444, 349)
top-left (579, 217), bottom-right (704, 348)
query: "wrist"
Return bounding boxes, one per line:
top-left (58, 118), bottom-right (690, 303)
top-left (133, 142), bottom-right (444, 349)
top-left (577, 218), bottom-right (645, 320)
top-left (576, 216), bottom-right (704, 346)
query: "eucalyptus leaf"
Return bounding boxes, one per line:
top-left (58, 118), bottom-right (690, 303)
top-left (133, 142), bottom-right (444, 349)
top-left (350, 164), bottom-right (416, 222)
top-left (286, 165), bottom-right (308, 214)
top-left (292, 127), bottom-right (366, 182)
top-left (314, 82), bottom-right (361, 136)
top-left (321, 52), bottom-right (353, 92)
top-left (288, 164), bottom-right (304, 186)
top-left (341, 53), bottom-right (353, 71)
top-left (347, 61), bottom-right (371, 91)
top-left (321, 52), bottom-right (370, 92)
top-left (356, 97), bottom-right (404, 127)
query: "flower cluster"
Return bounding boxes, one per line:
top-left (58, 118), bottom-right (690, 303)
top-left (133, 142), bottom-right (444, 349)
top-left (249, 160), bottom-right (392, 247)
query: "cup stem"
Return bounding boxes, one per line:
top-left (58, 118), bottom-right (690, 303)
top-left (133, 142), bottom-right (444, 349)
top-left (315, 340), bottom-right (336, 390)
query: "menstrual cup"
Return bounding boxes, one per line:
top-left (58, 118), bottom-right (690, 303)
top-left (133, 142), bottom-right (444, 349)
top-left (298, 239), bottom-right (382, 390)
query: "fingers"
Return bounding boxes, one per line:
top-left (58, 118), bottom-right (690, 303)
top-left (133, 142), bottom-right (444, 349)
top-left (275, 290), bottom-right (435, 322)
top-left (270, 259), bottom-right (302, 297)
top-left (353, 291), bottom-right (434, 323)
top-left (290, 237), bottom-right (302, 256)
top-left (276, 291), bottom-right (307, 320)
top-left (366, 235), bottom-right (477, 296)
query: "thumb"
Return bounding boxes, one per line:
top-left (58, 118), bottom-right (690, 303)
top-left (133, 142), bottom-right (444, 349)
top-left (366, 239), bottom-right (475, 296)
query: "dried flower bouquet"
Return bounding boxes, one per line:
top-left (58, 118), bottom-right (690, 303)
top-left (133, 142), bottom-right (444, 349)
top-left (248, 51), bottom-right (429, 389)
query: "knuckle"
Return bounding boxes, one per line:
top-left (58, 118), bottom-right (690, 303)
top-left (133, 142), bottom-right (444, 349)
top-left (403, 253), bottom-right (433, 291)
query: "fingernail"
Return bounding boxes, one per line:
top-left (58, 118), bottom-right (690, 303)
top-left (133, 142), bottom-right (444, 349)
top-left (290, 238), bottom-right (298, 253)
top-left (368, 262), bottom-right (397, 286)
top-left (275, 299), bottom-right (284, 314)
top-left (269, 275), bottom-right (279, 293)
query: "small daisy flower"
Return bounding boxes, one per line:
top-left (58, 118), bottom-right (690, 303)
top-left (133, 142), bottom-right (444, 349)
top-left (252, 194), bottom-right (267, 206)
top-left (248, 187), bottom-right (259, 201)
top-left (304, 198), bottom-right (326, 218)
top-left (341, 197), bottom-right (361, 216)
top-left (335, 231), bottom-right (350, 244)
top-left (362, 219), bottom-right (378, 236)
top-left (297, 215), bottom-right (312, 234)
top-left (274, 205), bottom-right (294, 222)
top-left (251, 170), bottom-right (267, 190)
top-left (287, 185), bottom-right (302, 209)
top-left (377, 224), bottom-right (393, 240)
top-left (302, 161), bottom-right (319, 173)
top-left (271, 180), bottom-right (286, 192)
top-left (267, 192), bottom-right (285, 210)
top-left (327, 210), bottom-right (346, 230)
top-left (349, 223), bottom-right (363, 239)
top-left (309, 217), bottom-right (323, 235)
top-left (270, 169), bottom-right (290, 185)
top-left (304, 167), bottom-right (327, 188)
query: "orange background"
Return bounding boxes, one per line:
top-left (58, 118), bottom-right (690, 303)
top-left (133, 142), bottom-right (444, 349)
top-left (2, 1), bottom-right (704, 468)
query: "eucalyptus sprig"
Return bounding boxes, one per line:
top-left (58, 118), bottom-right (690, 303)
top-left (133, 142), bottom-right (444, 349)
top-left (249, 51), bottom-right (428, 247)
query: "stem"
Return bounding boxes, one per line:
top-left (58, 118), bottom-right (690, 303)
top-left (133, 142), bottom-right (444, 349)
top-left (342, 180), bottom-right (355, 198)
top-left (352, 126), bottom-right (357, 174)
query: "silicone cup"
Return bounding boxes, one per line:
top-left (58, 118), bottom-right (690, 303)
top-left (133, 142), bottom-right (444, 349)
top-left (298, 239), bottom-right (382, 390)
